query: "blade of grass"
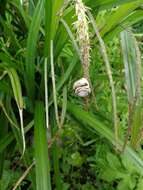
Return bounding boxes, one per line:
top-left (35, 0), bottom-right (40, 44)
top-left (0, 101), bottom-right (19, 129)
top-left (56, 56), bottom-right (78, 91)
top-left (0, 17), bottom-right (21, 50)
top-left (86, 0), bottom-right (143, 10)
top-left (60, 86), bottom-right (67, 127)
top-left (100, 1), bottom-right (143, 38)
top-left (53, 23), bottom-right (69, 60)
top-left (67, 102), bottom-right (143, 173)
top-left (44, 57), bottom-right (49, 129)
top-left (44, 0), bottom-right (52, 57)
top-left (49, 55), bottom-right (78, 106)
top-left (104, 10), bottom-right (143, 42)
top-left (0, 120), bottom-right (34, 153)
top-left (10, 1), bottom-right (30, 28)
top-left (50, 108), bottom-right (62, 190)
top-left (7, 68), bottom-right (25, 155)
top-left (88, 11), bottom-right (118, 150)
top-left (120, 31), bottom-right (137, 101)
top-left (34, 101), bottom-right (51, 190)
top-left (0, 52), bottom-right (18, 69)
top-left (61, 19), bottom-right (81, 60)
top-left (50, 40), bottom-right (60, 128)
top-left (4, 95), bottom-right (36, 188)
top-left (25, 0), bottom-right (44, 102)
top-left (51, 0), bottom-right (64, 40)
top-left (120, 30), bottom-right (142, 149)
top-left (7, 68), bottom-right (23, 109)
top-left (0, 112), bottom-right (8, 179)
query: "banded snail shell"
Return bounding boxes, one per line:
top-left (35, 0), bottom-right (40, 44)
top-left (73, 78), bottom-right (91, 97)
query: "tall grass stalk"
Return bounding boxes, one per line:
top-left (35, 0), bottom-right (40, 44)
top-left (44, 57), bottom-right (49, 129)
top-left (75, 0), bottom-right (90, 79)
top-left (88, 11), bottom-right (118, 150)
top-left (121, 30), bottom-right (142, 149)
top-left (50, 40), bottom-right (60, 128)
top-left (34, 102), bottom-right (51, 190)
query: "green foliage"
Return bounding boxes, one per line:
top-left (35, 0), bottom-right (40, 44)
top-left (34, 102), bottom-right (51, 190)
top-left (0, 0), bottom-right (143, 189)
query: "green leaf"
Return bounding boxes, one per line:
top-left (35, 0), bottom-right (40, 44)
top-left (106, 152), bottom-right (121, 169)
top-left (0, 120), bottom-right (33, 153)
top-left (120, 31), bottom-right (137, 101)
top-left (101, 168), bottom-right (123, 182)
top-left (117, 175), bottom-right (136, 190)
top-left (120, 31), bottom-right (142, 149)
top-left (0, 112), bottom-right (8, 178)
top-left (99, 2), bottom-right (143, 38)
top-left (69, 152), bottom-right (84, 167)
top-left (51, 0), bottom-right (64, 39)
top-left (104, 10), bottom-right (143, 41)
top-left (0, 17), bottom-right (21, 50)
top-left (67, 102), bottom-right (143, 173)
top-left (7, 68), bottom-right (23, 109)
top-left (50, 107), bottom-right (62, 190)
top-left (6, 68), bottom-right (25, 154)
top-left (25, 0), bottom-right (44, 101)
top-left (86, 0), bottom-right (143, 10)
top-left (44, 0), bottom-right (52, 57)
top-left (137, 177), bottom-right (143, 190)
top-left (34, 101), bottom-right (51, 190)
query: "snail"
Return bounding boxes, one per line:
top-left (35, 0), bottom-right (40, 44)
top-left (73, 78), bottom-right (91, 97)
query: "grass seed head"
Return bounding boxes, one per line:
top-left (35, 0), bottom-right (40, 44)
top-left (73, 0), bottom-right (91, 97)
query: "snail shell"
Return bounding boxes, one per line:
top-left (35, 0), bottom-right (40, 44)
top-left (73, 78), bottom-right (91, 97)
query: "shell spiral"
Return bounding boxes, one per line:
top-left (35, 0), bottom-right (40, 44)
top-left (73, 78), bottom-right (91, 97)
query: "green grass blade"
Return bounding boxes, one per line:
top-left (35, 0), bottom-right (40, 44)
top-left (50, 40), bottom-right (60, 128)
top-left (104, 10), bottom-right (143, 41)
top-left (0, 133), bottom-right (13, 153)
top-left (99, 2), bottom-right (143, 38)
top-left (56, 56), bottom-right (78, 91)
top-left (0, 17), bottom-right (21, 50)
top-left (7, 68), bottom-right (23, 109)
top-left (7, 68), bottom-right (25, 154)
top-left (44, 0), bottom-right (52, 57)
top-left (67, 102), bottom-right (143, 173)
top-left (86, 0), bottom-right (143, 9)
top-left (25, 0), bottom-right (44, 101)
top-left (49, 56), bottom-right (77, 106)
top-left (44, 58), bottom-right (49, 129)
top-left (130, 105), bottom-right (142, 148)
top-left (61, 19), bottom-right (81, 60)
top-left (120, 31), bottom-right (137, 101)
top-left (10, 1), bottom-right (30, 28)
top-left (89, 11), bottom-right (118, 149)
top-left (0, 112), bottom-right (8, 178)
top-left (34, 102), bottom-right (51, 190)
top-left (0, 120), bottom-right (34, 153)
top-left (121, 31), bottom-right (142, 149)
top-left (53, 23), bottom-right (68, 60)
top-left (60, 86), bottom-right (67, 126)
top-left (50, 108), bottom-right (62, 190)
top-left (51, 0), bottom-right (64, 39)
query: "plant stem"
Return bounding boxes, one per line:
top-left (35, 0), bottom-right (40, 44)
top-left (50, 40), bottom-right (61, 129)
top-left (88, 11), bottom-right (118, 150)
top-left (44, 57), bottom-right (49, 129)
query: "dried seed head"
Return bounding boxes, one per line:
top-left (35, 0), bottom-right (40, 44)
top-left (73, 0), bottom-right (91, 97)
top-left (73, 78), bottom-right (91, 97)
top-left (75, 0), bottom-right (90, 79)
